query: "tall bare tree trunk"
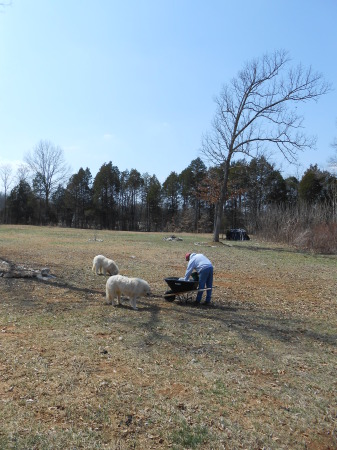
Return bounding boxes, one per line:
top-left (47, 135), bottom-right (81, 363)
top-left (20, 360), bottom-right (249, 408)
top-left (213, 159), bottom-right (230, 242)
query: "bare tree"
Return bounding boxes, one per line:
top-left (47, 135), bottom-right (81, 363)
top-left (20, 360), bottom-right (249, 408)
top-left (328, 150), bottom-right (337, 176)
top-left (202, 50), bottom-right (331, 242)
top-left (0, 164), bottom-right (13, 223)
top-left (25, 140), bottom-right (70, 222)
top-left (328, 121), bottom-right (337, 175)
top-left (15, 163), bottom-right (31, 184)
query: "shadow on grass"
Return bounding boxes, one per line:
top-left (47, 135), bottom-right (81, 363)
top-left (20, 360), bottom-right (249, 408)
top-left (34, 280), bottom-right (337, 349)
top-left (139, 296), bottom-right (337, 351)
top-left (2, 275), bottom-right (336, 351)
top-left (221, 241), bottom-right (303, 254)
top-left (220, 241), bottom-right (336, 258)
top-left (33, 276), bottom-right (105, 297)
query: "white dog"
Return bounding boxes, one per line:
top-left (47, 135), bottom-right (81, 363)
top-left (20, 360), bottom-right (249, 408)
top-left (106, 274), bottom-right (151, 310)
top-left (92, 255), bottom-right (119, 276)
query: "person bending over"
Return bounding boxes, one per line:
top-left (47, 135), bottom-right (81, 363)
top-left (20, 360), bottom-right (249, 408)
top-left (184, 252), bottom-right (213, 305)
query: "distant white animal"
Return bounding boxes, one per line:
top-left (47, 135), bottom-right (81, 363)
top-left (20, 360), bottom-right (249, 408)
top-left (92, 255), bottom-right (119, 276)
top-left (106, 274), bottom-right (151, 310)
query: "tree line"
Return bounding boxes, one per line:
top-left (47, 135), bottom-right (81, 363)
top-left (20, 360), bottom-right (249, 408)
top-left (1, 147), bottom-right (336, 252)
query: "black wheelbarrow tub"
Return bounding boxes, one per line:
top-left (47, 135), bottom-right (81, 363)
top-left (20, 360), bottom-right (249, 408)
top-left (164, 277), bottom-right (199, 292)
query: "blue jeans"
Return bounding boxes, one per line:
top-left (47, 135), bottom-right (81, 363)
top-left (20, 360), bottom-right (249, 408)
top-left (196, 266), bottom-right (213, 303)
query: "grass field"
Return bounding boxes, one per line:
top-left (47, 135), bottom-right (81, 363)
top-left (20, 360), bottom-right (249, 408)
top-left (0, 225), bottom-right (336, 449)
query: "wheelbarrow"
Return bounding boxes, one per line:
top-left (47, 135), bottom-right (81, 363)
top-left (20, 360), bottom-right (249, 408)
top-left (163, 272), bottom-right (212, 303)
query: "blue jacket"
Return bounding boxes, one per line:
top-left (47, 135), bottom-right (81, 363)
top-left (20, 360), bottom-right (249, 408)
top-left (184, 253), bottom-right (213, 280)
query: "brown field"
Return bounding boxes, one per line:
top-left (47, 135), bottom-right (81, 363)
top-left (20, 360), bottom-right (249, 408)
top-left (0, 225), bottom-right (336, 449)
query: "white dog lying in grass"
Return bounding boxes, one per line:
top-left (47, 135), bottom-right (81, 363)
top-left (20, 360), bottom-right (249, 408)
top-left (92, 255), bottom-right (119, 276)
top-left (106, 274), bottom-right (151, 310)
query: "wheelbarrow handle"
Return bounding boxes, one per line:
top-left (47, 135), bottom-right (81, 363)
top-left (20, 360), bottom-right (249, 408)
top-left (164, 287), bottom-right (212, 296)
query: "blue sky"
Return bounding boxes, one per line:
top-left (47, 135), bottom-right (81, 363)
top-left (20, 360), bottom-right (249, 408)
top-left (1, 0), bottom-right (336, 184)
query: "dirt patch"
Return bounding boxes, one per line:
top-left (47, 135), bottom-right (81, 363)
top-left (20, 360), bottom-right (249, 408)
top-left (0, 226), bottom-right (336, 449)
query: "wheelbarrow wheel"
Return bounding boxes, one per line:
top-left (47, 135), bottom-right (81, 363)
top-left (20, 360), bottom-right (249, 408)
top-left (164, 290), bottom-right (175, 301)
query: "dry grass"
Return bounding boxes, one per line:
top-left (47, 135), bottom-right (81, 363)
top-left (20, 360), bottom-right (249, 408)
top-left (0, 225), bottom-right (336, 449)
